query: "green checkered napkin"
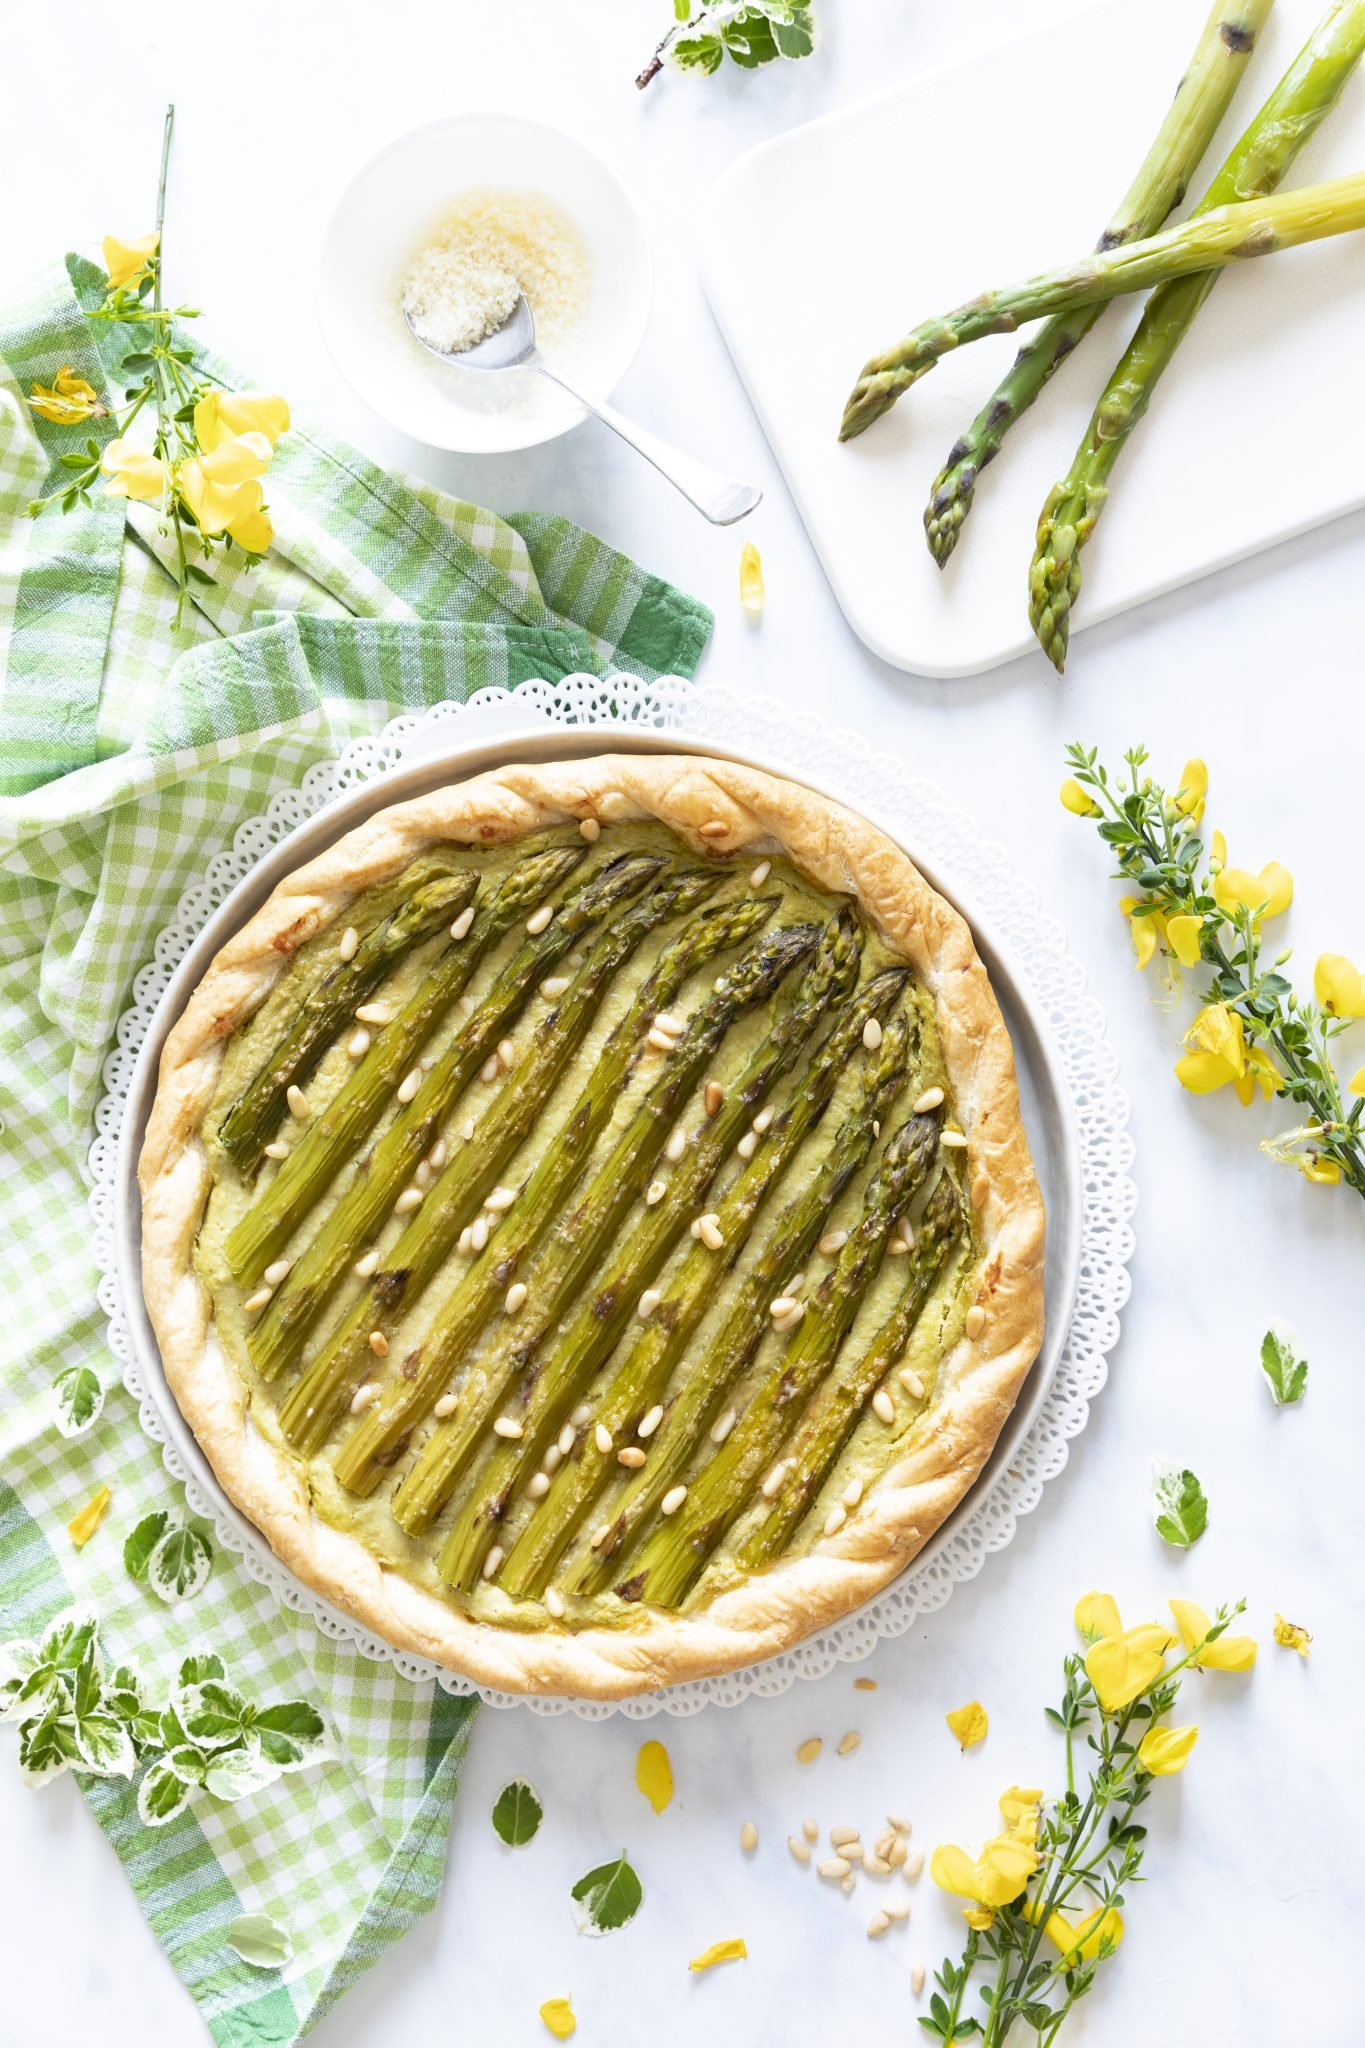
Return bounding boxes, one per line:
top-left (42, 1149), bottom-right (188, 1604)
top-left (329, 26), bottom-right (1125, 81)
top-left (0, 255), bottom-right (712, 2046)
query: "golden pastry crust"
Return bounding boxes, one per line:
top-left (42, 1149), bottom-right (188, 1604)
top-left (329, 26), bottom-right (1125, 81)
top-left (139, 754), bottom-right (1046, 1699)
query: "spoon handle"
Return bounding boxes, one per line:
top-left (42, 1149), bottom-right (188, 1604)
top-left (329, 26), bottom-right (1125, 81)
top-left (535, 360), bottom-right (761, 526)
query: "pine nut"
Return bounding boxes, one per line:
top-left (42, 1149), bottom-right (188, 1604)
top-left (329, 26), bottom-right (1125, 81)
top-left (396, 1069), bottom-right (422, 1104)
top-left (647, 1027), bottom-right (676, 1053)
top-left (526, 1472), bottom-right (550, 1500)
top-left (971, 1172), bottom-right (990, 1209)
top-left (347, 1028), bottom-right (371, 1059)
top-left (637, 1289), bottom-right (661, 1320)
top-left (911, 1963), bottom-right (926, 1995)
top-left (505, 1282), bottom-right (527, 1314)
top-left (831, 1825), bottom-right (860, 1848)
top-left (617, 1446), bottom-right (647, 1469)
top-left (889, 1839), bottom-right (908, 1870)
top-left (590, 1523), bottom-right (611, 1549)
top-left (904, 1849), bottom-right (925, 1881)
top-left (770, 1296), bottom-right (799, 1319)
top-left (457, 1226), bottom-right (473, 1256)
top-left (661, 1484), bottom-right (688, 1516)
top-left (888, 1237), bottom-right (909, 1256)
top-left (837, 1731), bottom-right (861, 1757)
top-left (753, 1107), bottom-right (774, 1134)
top-left (665, 1126), bottom-right (687, 1162)
top-left (485, 1186), bottom-right (516, 1213)
top-left (865, 1855), bottom-right (892, 1878)
top-left (335, 925), bottom-right (360, 963)
top-left (913, 1086), bottom-right (945, 1114)
top-left (699, 1214), bottom-right (724, 1250)
top-left (480, 1055), bottom-right (500, 1084)
top-left (493, 1417), bottom-right (523, 1440)
top-left (433, 1393), bottom-right (458, 1420)
top-left (899, 1366), bottom-right (925, 1399)
top-left (540, 975), bottom-right (570, 1000)
top-left (841, 1876), bottom-right (856, 1896)
top-left (368, 1330), bottom-right (389, 1357)
top-left (525, 904), bottom-right (554, 935)
top-left (796, 1738), bottom-right (822, 1765)
top-left (243, 1288), bottom-right (272, 1314)
top-left (966, 1305), bottom-right (987, 1340)
top-left (450, 904), bottom-right (475, 941)
top-left (700, 819), bottom-right (728, 839)
top-left (710, 1408), bottom-right (736, 1444)
top-left (862, 1017), bottom-right (883, 1051)
top-left (750, 860), bottom-right (771, 886)
top-left (818, 1229), bottom-right (847, 1256)
top-left (354, 1249), bottom-right (382, 1279)
top-left (595, 1423), bottom-right (613, 1454)
top-left (350, 1381), bottom-right (381, 1414)
top-left (544, 1587), bottom-right (566, 1618)
top-left (817, 1857), bottom-right (851, 1880)
top-left (654, 1011), bottom-right (685, 1037)
top-left (689, 1219), bottom-right (702, 1239)
top-left (286, 1085), bottom-right (310, 1120)
top-left (740, 1821), bottom-right (759, 1852)
top-left (872, 1389), bottom-right (896, 1426)
top-left (824, 1505), bottom-right (847, 1537)
top-left (428, 1139), bottom-right (448, 1171)
top-left (842, 1477), bottom-right (863, 1509)
top-left (395, 1188), bottom-right (423, 1214)
top-left (737, 1132), bottom-right (757, 1160)
top-left (458, 1117), bottom-right (477, 1142)
top-left (542, 1444), bottom-right (563, 1477)
top-left (802, 1817), bottom-right (819, 1843)
top-left (571, 1403), bottom-right (593, 1428)
top-left (887, 1813), bottom-right (912, 1833)
top-left (897, 1213), bottom-right (916, 1247)
top-left (638, 1404), bottom-right (664, 1438)
top-left (469, 1215), bottom-right (489, 1252)
top-left (644, 1180), bottom-right (667, 1207)
top-left (558, 1423), bottom-right (576, 1457)
top-left (263, 1141), bottom-right (289, 1161)
top-left (579, 816), bottom-right (601, 841)
top-left (884, 1900), bottom-right (910, 1922)
top-left (867, 1911), bottom-right (890, 1939)
top-left (705, 1080), bottom-right (724, 1117)
top-left (262, 1259), bottom-right (291, 1287)
top-left (415, 1161), bottom-right (433, 1189)
top-left (941, 1129), bottom-right (968, 1149)
top-left (761, 1463), bottom-right (788, 1500)
top-left (482, 1546), bottom-right (503, 1580)
top-left (498, 1038), bottom-right (518, 1072)
top-left (355, 1003), bottom-right (393, 1027)
top-left (788, 1836), bottom-right (811, 1866)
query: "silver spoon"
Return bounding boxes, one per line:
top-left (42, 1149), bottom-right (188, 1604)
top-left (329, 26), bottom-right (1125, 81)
top-left (405, 293), bottom-right (761, 526)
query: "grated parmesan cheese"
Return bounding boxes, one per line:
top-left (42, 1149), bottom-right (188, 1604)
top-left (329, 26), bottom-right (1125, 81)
top-left (399, 189), bottom-right (589, 356)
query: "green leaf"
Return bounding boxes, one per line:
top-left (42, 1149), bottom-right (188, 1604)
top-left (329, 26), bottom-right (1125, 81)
top-left (570, 1853), bottom-right (643, 1936)
top-left (179, 1651), bottom-right (226, 1688)
top-left (40, 1607), bottom-right (99, 1673)
top-left (50, 1365), bottom-right (105, 1439)
top-left (491, 1777), bottom-right (543, 1847)
top-left (672, 32), bottom-right (724, 73)
top-left (227, 1914), bottom-right (292, 1970)
top-left (1152, 1463), bottom-right (1208, 1548)
top-left (165, 1743), bottom-right (211, 1785)
top-left (18, 1698), bottom-right (81, 1785)
top-left (147, 1523), bottom-right (213, 1601)
top-left (73, 1710), bottom-right (137, 1779)
top-left (178, 1680), bottom-right (249, 1748)
top-left (253, 1699), bottom-right (327, 1770)
top-left (204, 1743), bottom-right (281, 1802)
top-left (137, 1762), bottom-right (193, 1827)
top-left (1260, 1323), bottom-right (1308, 1406)
top-left (124, 1511), bottom-right (172, 1581)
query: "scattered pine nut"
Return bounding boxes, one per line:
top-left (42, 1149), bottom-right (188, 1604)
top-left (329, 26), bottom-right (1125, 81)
top-left (356, 1002), bottom-right (394, 1027)
top-left (433, 1393), bottom-right (458, 1419)
top-left (655, 1011), bottom-right (685, 1037)
top-left (865, 1854), bottom-right (892, 1878)
top-left (542, 1444), bottom-right (563, 1477)
top-left (912, 1085), bottom-right (945, 1114)
top-left (887, 1238), bottom-right (910, 1257)
top-left (770, 1296), bottom-right (799, 1319)
top-left (710, 1408), bottom-right (736, 1444)
top-left (817, 1857), bottom-right (850, 1881)
top-left (837, 1731), bottom-right (861, 1757)
top-left (589, 1523), bottom-right (611, 1550)
top-left (347, 1028), bottom-right (371, 1059)
top-left (887, 1813), bottom-right (912, 1833)
top-left (740, 1821), bottom-right (759, 1853)
top-left (818, 1229), bottom-right (847, 1256)
top-left (497, 1038), bottom-right (518, 1073)
top-left (415, 1160), bottom-right (433, 1189)
top-left (450, 904), bottom-right (475, 941)
top-left (525, 904), bottom-right (554, 935)
top-left (884, 1899), bottom-right (910, 1922)
top-left (750, 860), bottom-right (771, 887)
top-left (618, 1446), bottom-right (647, 1469)
top-left (904, 1849), bottom-right (925, 1882)
top-left (637, 1287), bottom-right (661, 1320)
top-left (396, 1069), bottom-right (422, 1104)
top-left (350, 1381), bottom-right (381, 1414)
top-left (661, 1484), bottom-right (688, 1516)
top-left (505, 1281), bottom-right (528, 1314)
top-left (493, 1417), bottom-right (523, 1440)
top-left (480, 1055), bottom-right (500, 1084)
top-left (558, 1423), bottom-right (576, 1457)
top-left (457, 1226), bottom-right (473, 1257)
top-left (788, 1836), bottom-right (812, 1866)
top-left (689, 1219), bottom-right (702, 1240)
top-left (872, 1389), bottom-right (896, 1426)
top-left (644, 1180), bottom-right (667, 1207)
top-left (699, 1214), bottom-right (724, 1250)
top-left (485, 1186), bottom-right (516, 1213)
top-left (354, 1249), bottom-right (382, 1280)
top-left (595, 1422), bottom-right (614, 1454)
top-left (526, 1472), bottom-right (550, 1501)
top-left (753, 1107), bottom-right (774, 1135)
top-left (911, 1963), bottom-right (926, 1995)
top-left (841, 1876), bottom-right (856, 1896)
top-left (395, 1188), bottom-right (423, 1214)
top-left (802, 1817), bottom-right (819, 1843)
top-left (665, 1127), bottom-right (687, 1162)
top-left (899, 1366), bottom-right (926, 1399)
top-left (761, 1462), bottom-right (789, 1500)
top-left (263, 1141), bottom-right (289, 1161)
top-left (571, 1403), bottom-right (593, 1427)
top-left (540, 975), bottom-right (570, 1000)
top-left (647, 1027), bottom-right (676, 1054)
top-left (638, 1404), bottom-right (664, 1438)
top-left (842, 1477), bottom-right (864, 1509)
top-left (286, 1085), bottom-right (310, 1120)
top-left (830, 1825), bottom-right (860, 1848)
top-left (368, 1330), bottom-right (389, 1357)
top-left (966, 1305), bottom-right (987, 1340)
top-left (458, 1116), bottom-right (477, 1142)
top-left (704, 1080), bottom-right (724, 1118)
top-left (862, 1018), bottom-right (883, 1051)
top-left (482, 1546), bottom-right (504, 1581)
top-left (867, 1911), bottom-right (890, 1939)
top-left (824, 1505), bottom-right (847, 1537)
top-left (795, 1738), bottom-right (822, 1765)
top-left (971, 1172), bottom-right (990, 1209)
top-left (263, 1259), bottom-right (291, 1287)
top-left (579, 816), bottom-right (601, 842)
top-left (243, 1288), bottom-right (272, 1314)
top-left (544, 1587), bottom-right (566, 1618)
top-left (897, 1213), bottom-right (916, 1247)
top-left (737, 1132), bottom-right (758, 1160)
top-left (469, 1215), bottom-right (489, 1253)
top-left (337, 925), bottom-right (359, 962)
top-left (889, 1839), bottom-right (908, 1870)
top-left (428, 1139), bottom-right (448, 1171)
top-left (700, 819), bottom-right (728, 839)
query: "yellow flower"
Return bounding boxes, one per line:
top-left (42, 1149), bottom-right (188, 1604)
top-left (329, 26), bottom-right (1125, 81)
top-left (1174, 758), bottom-right (1207, 824)
top-left (1137, 1723), bottom-right (1199, 1775)
top-left (1273, 1613), bottom-right (1311, 1658)
top-left (1169, 1599), bottom-right (1257, 1673)
top-left (100, 436), bottom-right (168, 503)
top-left (739, 539), bottom-right (764, 616)
top-left (1210, 829), bottom-right (1227, 870)
top-left (1119, 895), bottom-right (1166, 970)
top-left (179, 432), bottom-right (274, 551)
top-left (1074, 1590), bottom-right (1122, 1644)
top-left (945, 1700), bottom-right (988, 1749)
top-left (538, 1997), bottom-right (576, 2039)
top-left (1298, 1154), bottom-right (1341, 1186)
top-left (636, 1739), bottom-right (673, 1814)
top-left (1174, 1003), bottom-right (1280, 1105)
top-left (1314, 954), bottom-right (1365, 1020)
top-left (30, 365), bottom-right (106, 426)
top-left (1040, 1906), bottom-right (1124, 1967)
top-left (1213, 860), bottom-right (1293, 921)
top-left (931, 1787), bottom-right (1042, 1925)
top-left (68, 1484), bottom-right (112, 1547)
top-left (193, 389), bottom-right (290, 454)
top-left (689, 1937), bottom-right (747, 1971)
top-left (1060, 778), bottom-right (1099, 817)
top-left (1351, 1067), bottom-right (1365, 1096)
top-left (1085, 1622), bottom-right (1175, 1712)
top-left (1166, 914), bottom-right (1204, 968)
top-left (102, 230), bottom-right (159, 290)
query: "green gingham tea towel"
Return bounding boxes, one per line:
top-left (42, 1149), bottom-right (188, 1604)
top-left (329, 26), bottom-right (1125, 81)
top-left (0, 254), bottom-right (712, 2047)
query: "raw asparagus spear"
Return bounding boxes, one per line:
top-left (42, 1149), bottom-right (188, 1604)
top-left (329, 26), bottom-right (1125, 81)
top-left (576, 1011), bottom-right (916, 1596)
top-left (278, 866), bottom-right (723, 1453)
top-left (225, 843), bottom-right (585, 1282)
top-left (247, 851), bottom-right (663, 1378)
top-left (331, 890), bottom-right (781, 1491)
top-left (218, 855), bottom-right (481, 1177)
top-left (840, 171), bottom-right (1365, 439)
top-left (435, 911), bottom-right (865, 1591)
top-left (616, 1108), bottom-right (942, 1609)
top-left (391, 919), bottom-right (821, 1536)
top-left (1030, 0), bottom-right (1365, 670)
top-left (924, 0), bottom-right (1273, 565)
top-left (498, 968), bottom-right (913, 1599)
top-left (737, 1170), bottom-right (963, 1567)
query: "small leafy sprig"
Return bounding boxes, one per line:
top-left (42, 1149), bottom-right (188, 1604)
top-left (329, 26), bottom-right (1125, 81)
top-left (0, 1608), bottom-right (327, 1827)
top-left (1062, 745), bottom-right (1365, 1195)
top-left (923, 1593), bottom-right (1255, 2045)
top-left (26, 105), bottom-right (289, 627)
top-left (636, 1), bottom-right (817, 89)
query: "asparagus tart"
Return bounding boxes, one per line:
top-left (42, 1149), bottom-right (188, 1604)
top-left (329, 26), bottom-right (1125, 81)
top-left (139, 756), bottom-right (1045, 1698)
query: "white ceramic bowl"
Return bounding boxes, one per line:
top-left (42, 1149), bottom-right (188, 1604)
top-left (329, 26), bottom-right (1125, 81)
top-left (319, 113), bottom-right (653, 454)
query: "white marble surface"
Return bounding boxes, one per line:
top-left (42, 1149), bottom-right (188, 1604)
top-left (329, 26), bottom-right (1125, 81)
top-left (2, 3), bottom-right (1362, 2044)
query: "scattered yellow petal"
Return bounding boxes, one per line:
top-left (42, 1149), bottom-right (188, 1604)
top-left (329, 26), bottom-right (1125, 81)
top-left (853, 1677), bottom-right (877, 1691)
top-left (739, 540), bottom-right (764, 616)
top-left (1137, 1723), bottom-right (1199, 1776)
top-left (1213, 860), bottom-right (1293, 921)
top-left (539, 1997), bottom-right (576, 2039)
top-left (1074, 1590), bottom-right (1122, 1644)
top-left (102, 231), bottom-right (159, 290)
top-left (30, 365), bottom-right (106, 427)
top-left (795, 1736), bottom-right (822, 1764)
top-left (1166, 914), bottom-right (1204, 968)
top-left (689, 1937), bottom-right (748, 1972)
top-left (636, 1738), bottom-right (674, 1814)
top-left (1273, 1613), bottom-right (1312, 1658)
top-left (68, 1484), bottom-right (111, 1547)
top-left (945, 1700), bottom-right (988, 1749)
top-left (1059, 778), bottom-right (1098, 817)
top-left (1313, 953), bottom-right (1365, 1019)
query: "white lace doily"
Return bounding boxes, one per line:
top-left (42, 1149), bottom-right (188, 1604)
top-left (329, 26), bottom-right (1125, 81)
top-left (95, 674), bottom-right (1134, 1718)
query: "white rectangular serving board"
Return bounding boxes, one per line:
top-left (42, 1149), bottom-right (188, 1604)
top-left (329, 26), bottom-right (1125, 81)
top-left (699, 0), bottom-right (1365, 676)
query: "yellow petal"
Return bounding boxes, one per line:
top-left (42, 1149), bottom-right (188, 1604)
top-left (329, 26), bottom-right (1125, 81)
top-left (226, 501), bottom-right (273, 554)
top-left (739, 540), bottom-right (764, 616)
top-left (1350, 1067), bottom-right (1365, 1096)
top-left (1175, 1048), bottom-right (1236, 1095)
top-left (102, 231), bottom-right (159, 291)
top-left (1074, 1591), bottom-right (1122, 1643)
top-left (1171, 1599), bottom-right (1257, 1671)
top-left (1137, 1723), bottom-right (1199, 1775)
top-left (1168, 1598), bottom-right (1211, 1654)
top-left (978, 1833), bottom-right (1038, 1901)
top-left (1175, 758), bottom-right (1208, 823)
top-left (100, 437), bottom-right (167, 503)
top-left (636, 1738), bottom-right (673, 1814)
top-left (1273, 1613), bottom-right (1312, 1658)
top-left (930, 1842), bottom-right (984, 1901)
top-left (1211, 829), bottom-right (1227, 869)
top-left (68, 1484), bottom-right (112, 1547)
top-left (1060, 778), bottom-right (1099, 817)
top-left (539, 1998), bottom-right (576, 2039)
top-left (1085, 1629), bottom-right (1167, 1713)
top-left (963, 1906), bottom-right (996, 1930)
top-left (1214, 862), bottom-right (1293, 921)
top-left (1166, 915), bottom-right (1204, 969)
top-left (1313, 953), bottom-right (1365, 1019)
top-left (1046, 1906), bottom-right (1124, 1965)
top-left (1298, 1155), bottom-right (1341, 1185)
top-left (945, 1700), bottom-right (988, 1749)
top-left (194, 389), bottom-right (290, 453)
top-left (997, 1786), bottom-right (1044, 1830)
top-left (1128, 912), bottom-right (1158, 971)
top-left (689, 1938), bottom-right (748, 1972)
